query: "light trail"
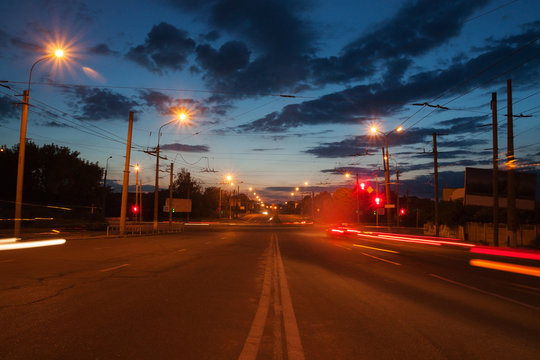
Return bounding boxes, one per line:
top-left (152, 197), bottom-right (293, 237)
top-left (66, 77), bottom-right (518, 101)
top-left (353, 244), bottom-right (399, 253)
top-left (471, 246), bottom-right (540, 261)
top-left (0, 238), bottom-right (66, 251)
top-left (470, 259), bottom-right (540, 278)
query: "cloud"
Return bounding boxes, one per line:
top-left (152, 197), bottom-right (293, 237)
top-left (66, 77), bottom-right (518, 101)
top-left (138, 90), bottom-right (213, 117)
top-left (86, 43), bottom-right (118, 56)
top-left (40, 121), bottom-right (72, 128)
top-left (251, 148), bottom-right (284, 152)
top-left (160, 143), bottom-right (209, 152)
top-left (239, 21), bottom-right (540, 133)
top-left (0, 95), bottom-right (18, 120)
top-left (310, 0), bottom-right (490, 85)
top-left (126, 22), bottom-right (196, 74)
top-left (195, 41), bottom-right (250, 75)
top-left (69, 87), bottom-right (139, 121)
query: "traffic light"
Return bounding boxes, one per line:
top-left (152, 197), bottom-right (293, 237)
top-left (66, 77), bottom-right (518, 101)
top-left (375, 197), bottom-right (381, 206)
top-left (360, 182), bottom-right (365, 190)
top-left (131, 205), bottom-right (139, 214)
top-left (400, 208), bottom-right (406, 215)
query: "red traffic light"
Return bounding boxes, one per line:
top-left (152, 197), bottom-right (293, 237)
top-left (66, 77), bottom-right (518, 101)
top-left (400, 208), bottom-right (406, 215)
top-left (360, 182), bottom-right (366, 190)
top-left (132, 205), bottom-right (139, 213)
top-left (375, 197), bottom-right (380, 205)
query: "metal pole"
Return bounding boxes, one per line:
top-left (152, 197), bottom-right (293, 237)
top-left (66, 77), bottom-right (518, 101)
top-left (375, 172), bottom-right (379, 227)
top-left (396, 169), bottom-right (400, 227)
top-left (491, 92), bottom-right (499, 246)
top-left (385, 135), bottom-right (391, 227)
top-left (119, 112), bottom-right (134, 235)
top-left (506, 79), bottom-right (516, 247)
top-left (433, 133), bottom-right (439, 237)
top-left (356, 173), bottom-right (360, 224)
top-left (218, 187), bottom-right (222, 218)
top-left (14, 90), bottom-right (29, 237)
top-left (169, 162), bottom-right (173, 226)
top-left (135, 165), bottom-right (139, 223)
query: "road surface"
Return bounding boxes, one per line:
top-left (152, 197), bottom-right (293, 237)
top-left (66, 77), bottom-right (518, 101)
top-left (1, 223), bottom-right (539, 359)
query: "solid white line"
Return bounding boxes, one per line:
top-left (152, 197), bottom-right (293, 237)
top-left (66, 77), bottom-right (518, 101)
top-left (275, 235), bottom-right (306, 360)
top-left (238, 237), bottom-right (274, 360)
top-left (361, 252), bottom-right (401, 266)
top-left (99, 263), bottom-right (130, 273)
top-left (429, 273), bottom-right (540, 311)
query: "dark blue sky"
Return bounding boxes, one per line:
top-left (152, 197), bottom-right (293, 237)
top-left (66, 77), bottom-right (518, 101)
top-left (1, 0), bottom-right (539, 202)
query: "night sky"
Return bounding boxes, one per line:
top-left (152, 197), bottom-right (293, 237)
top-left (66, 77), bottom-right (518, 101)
top-left (1, 0), bottom-right (539, 203)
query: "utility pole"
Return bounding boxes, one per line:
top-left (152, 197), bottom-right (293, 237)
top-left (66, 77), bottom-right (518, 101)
top-left (491, 92), bottom-right (499, 246)
top-left (356, 174), bottom-right (360, 224)
top-left (14, 90), bottom-right (29, 237)
top-left (382, 147), bottom-right (391, 228)
top-left (506, 79), bottom-right (517, 246)
top-left (433, 132), bottom-right (439, 237)
top-left (119, 112), bottom-right (134, 235)
top-left (218, 187), bottom-right (222, 218)
top-left (169, 162), bottom-right (173, 226)
top-left (375, 172), bottom-right (379, 227)
top-left (311, 191), bottom-right (315, 222)
top-left (396, 169), bottom-right (400, 227)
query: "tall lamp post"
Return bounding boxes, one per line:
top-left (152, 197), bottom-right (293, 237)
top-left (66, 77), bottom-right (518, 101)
top-left (153, 112), bottom-right (188, 231)
top-left (370, 126), bottom-right (402, 228)
top-left (14, 50), bottom-right (64, 237)
top-left (102, 155), bottom-right (112, 216)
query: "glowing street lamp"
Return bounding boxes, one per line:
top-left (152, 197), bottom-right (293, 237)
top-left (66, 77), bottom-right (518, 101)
top-left (14, 49), bottom-right (65, 236)
top-left (153, 111), bottom-right (189, 231)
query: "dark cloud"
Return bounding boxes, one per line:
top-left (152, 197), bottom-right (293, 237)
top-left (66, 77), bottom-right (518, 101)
top-left (87, 43), bottom-right (118, 56)
top-left (70, 87), bottom-right (139, 121)
top-left (311, 0), bottom-right (490, 84)
top-left (165, 0), bottom-right (314, 96)
top-left (251, 148), bottom-right (284, 152)
top-left (201, 30), bottom-right (220, 42)
top-left (138, 90), bottom-right (213, 117)
top-left (10, 37), bottom-right (42, 52)
top-left (436, 115), bottom-right (489, 132)
top-left (160, 143), bottom-right (209, 152)
top-left (196, 41), bottom-right (250, 75)
top-left (126, 22), bottom-right (196, 74)
top-left (240, 21), bottom-right (540, 133)
top-left (0, 95), bottom-right (18, 119)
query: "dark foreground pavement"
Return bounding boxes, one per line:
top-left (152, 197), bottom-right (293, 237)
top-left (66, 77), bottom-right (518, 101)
top-left (1, 225), bottom-right (539, 359)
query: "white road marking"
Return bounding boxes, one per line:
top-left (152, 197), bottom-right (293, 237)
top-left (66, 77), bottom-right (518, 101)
top-left (275, 234), bottom-right (305, 360)
top-left (99, 263), bottom-right (130, 272)
top-left (176, 248), bottom-right (187, 253)
top-left (361, 252), bottom-right (401, 266)
top-left (238, 237), bottom-right (274, 360)
top-left (430, 273), bottom-right (540, 311)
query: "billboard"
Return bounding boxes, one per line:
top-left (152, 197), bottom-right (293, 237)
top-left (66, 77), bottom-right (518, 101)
top-left (464, 167), bottom-right (536, 210)
top-left (163, 198), bottom-right (192, 213)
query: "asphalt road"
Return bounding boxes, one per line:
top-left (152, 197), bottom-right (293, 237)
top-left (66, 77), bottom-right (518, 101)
top-left (1, 223), bottom-right (539, 359)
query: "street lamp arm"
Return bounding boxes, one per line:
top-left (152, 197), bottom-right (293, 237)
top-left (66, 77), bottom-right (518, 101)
top-left (28, 54), bottom-right (53, 93)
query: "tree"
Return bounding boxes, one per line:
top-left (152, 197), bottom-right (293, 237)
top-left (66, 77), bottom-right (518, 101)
top-left (173, 168), bottom-right (203, 217)
top-left (0, 141), bottom-right (104, 219)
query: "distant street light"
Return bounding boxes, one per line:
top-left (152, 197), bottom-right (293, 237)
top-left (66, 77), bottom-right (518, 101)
top-left (153, 112), bottom-right (189, 231)
top-left (14, 49), bottom-right (65, 237)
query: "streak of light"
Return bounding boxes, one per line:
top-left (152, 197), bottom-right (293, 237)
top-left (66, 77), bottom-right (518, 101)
top-left (357, 231), bottom-right (474, 248)
top-left (353, 244), bottom-right (399, 253)
top-left (358, 233), bottom-right (442, 246)
top-left (361, 252), bottom-right (401, 266)
top-left (0, 239), bottom-right (66, 251)
top-left (471, 246), bottom-right (540, 261)
top-left (0, 238), bottom-right (19, 244)
top-left (470, 259), bottom-right (540, 278)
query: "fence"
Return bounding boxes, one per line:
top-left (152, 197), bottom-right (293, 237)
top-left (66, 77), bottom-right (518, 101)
top-left (106, 221), bottom-right (184, 236)
top-left (424, 222), bottom-right (539, 247)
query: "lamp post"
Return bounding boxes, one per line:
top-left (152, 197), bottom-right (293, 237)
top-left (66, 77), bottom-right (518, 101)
top-left (14, 50), bottom-right (64, 237)
top-left (135, 164), bottom-right (140, 222)
top-left (370, 126), bottom-right (402, 228)
top-left (102, 155), bottom-right (112, 216)
top-left (153, 112), bottom-right (187, 231)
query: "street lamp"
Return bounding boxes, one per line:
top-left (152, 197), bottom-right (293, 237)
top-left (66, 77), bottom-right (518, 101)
top-left (370, 125), bottom-right (403, 228)
top-left (135, 164), bottom-right (140, 222)
top-left (14, 49), bottom-right (64, 237)
top-left (153, 112), bottom-right (188, 231)
top-left (102, 155), bottom-right (112, 216)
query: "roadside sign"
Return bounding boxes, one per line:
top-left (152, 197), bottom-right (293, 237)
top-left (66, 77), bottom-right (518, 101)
top-left (367, 186), bottom-right (374, 194)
